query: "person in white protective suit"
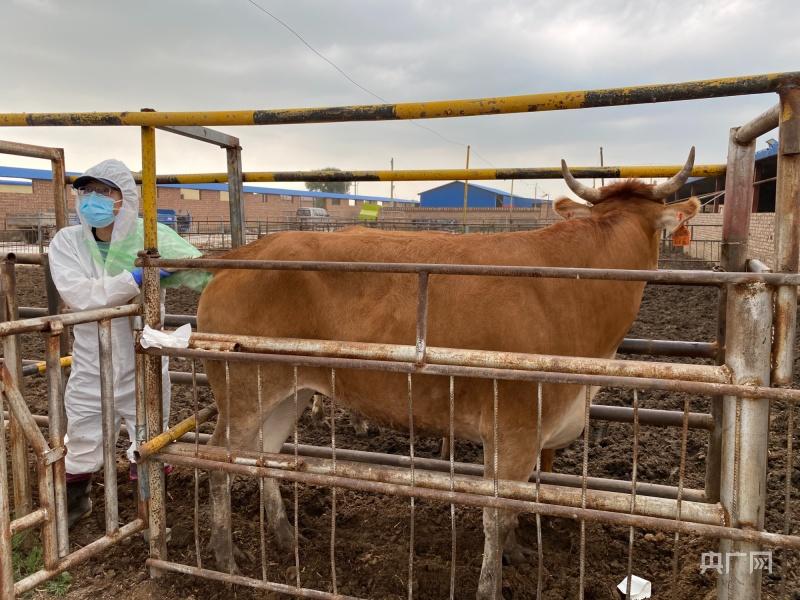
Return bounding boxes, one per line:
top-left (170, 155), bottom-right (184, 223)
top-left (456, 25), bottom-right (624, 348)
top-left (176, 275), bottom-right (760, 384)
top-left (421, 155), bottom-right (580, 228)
top-left (48, 158), bottom-right (208, 528)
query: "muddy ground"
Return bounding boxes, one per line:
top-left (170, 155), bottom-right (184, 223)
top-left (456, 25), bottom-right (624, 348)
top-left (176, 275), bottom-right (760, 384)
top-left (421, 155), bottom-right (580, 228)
top-left (4, 261), bottom-right (799, 599)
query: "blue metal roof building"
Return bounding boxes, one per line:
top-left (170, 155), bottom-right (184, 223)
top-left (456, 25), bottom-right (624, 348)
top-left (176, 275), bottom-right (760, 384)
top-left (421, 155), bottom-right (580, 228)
top-left (419, 181), bottom-right (543, 208)
top-left (0, 165), bottom-right (417, 205)
top-left (675, 138), bottom-right (779, 212)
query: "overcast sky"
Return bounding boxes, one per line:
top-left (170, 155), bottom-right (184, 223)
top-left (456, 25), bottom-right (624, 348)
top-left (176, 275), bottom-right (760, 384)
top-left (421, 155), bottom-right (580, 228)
top-left (2, 0), bottom-right (799, 202)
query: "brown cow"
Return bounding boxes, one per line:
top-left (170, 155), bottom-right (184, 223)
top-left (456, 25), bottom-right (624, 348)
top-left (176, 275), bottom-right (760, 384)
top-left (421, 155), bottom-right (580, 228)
top-left (196, 149), bottom-right (699, 599)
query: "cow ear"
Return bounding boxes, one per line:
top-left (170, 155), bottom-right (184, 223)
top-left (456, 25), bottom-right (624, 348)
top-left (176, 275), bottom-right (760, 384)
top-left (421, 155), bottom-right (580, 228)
top-left (658, 197), bottom-right (700, 232)
top-left (554, 198), bottom-right (592, 220)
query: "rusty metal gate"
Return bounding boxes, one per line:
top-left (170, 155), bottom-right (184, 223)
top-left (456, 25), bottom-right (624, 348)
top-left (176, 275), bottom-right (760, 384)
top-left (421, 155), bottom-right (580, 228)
top-left (1, 71), bottom-right (800, 598)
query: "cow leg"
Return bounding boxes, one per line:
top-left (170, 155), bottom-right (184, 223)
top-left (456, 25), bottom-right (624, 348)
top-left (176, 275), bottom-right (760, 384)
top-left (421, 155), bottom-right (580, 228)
top-left (208, 415), bottom-right (258, 574)
top-left (502, 446), bottom-right (555, 565)
top-left (350, 411), bottom-right (370, 437)
top-left (540, 448), bottom-right (555, 473)
top-left (477, 426), bottom-right (539, 599)
top-left (310, 393), bottom-right (326, 425)
top-left (439, 435), bottom-right (450, 460)
top-left (257, 389), bottom-right (314, 550)
top-left (208, 388), bottom-right (314, 572)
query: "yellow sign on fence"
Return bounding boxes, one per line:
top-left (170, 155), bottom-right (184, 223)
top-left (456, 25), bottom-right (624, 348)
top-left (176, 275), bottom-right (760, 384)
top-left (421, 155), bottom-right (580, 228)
top-left (358, 202), bottom-right (381, 221)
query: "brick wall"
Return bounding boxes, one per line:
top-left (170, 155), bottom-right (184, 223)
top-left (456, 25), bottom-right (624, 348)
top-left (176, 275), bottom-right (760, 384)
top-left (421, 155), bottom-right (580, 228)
top-left (0, 180), bottom-right (364, 225)
top-left (675, 211), bottom-right (777, 267)
top-left (747, 213), bottom-right (775, 268)
top-left (0, 180), bottom-right (71, 226)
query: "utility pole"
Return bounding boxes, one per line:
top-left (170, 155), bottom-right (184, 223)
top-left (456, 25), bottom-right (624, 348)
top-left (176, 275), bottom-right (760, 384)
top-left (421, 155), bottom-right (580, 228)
top-left (600, 146), bottom-right (605, 187)
top-left (462, 145), bottom-right (470, 232)
top-left (390, 157), bottom-right (394, 200)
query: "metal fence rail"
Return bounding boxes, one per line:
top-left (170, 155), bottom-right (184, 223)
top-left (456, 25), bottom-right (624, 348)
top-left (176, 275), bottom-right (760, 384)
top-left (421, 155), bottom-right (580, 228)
top-left (2, 72), bottom-right (798, 127)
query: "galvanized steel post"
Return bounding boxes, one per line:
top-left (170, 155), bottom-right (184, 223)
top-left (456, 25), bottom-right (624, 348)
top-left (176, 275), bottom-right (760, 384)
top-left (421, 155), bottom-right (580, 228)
top-left (97, 320), bottom-right (119, 534)
top-left (0, 377), bottom-right (14, 599)
top-left (50, 148), bottom-right (67, 231)
top-left (709, 126), bottom-right (757, 503)
top-left (718, 282), bottom-right (772, 599)
top-left (772, 86), bottom-right (800, 385)
top-left (44, 326), bottom-right (69, 557)
top-left (226, 145), bottom-right (245, 247)
top-left (1, 260), bottom-right (32, 518)
top-left (140, 125), bottom-right (168, 570)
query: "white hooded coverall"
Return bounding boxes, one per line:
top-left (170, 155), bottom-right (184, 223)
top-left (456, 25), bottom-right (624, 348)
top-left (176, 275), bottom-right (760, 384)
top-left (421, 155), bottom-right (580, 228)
top-left (48, 159), bottom-right (170, 475)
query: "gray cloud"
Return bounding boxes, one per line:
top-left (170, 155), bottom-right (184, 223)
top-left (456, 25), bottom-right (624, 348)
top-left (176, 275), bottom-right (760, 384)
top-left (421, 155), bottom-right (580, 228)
top-left (1, 0), bottom-right (797, 201)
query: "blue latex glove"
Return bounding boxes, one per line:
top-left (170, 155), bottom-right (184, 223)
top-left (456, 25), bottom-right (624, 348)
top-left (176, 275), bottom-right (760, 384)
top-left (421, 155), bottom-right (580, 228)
top-left (130, 268), bottom-right (172, 286)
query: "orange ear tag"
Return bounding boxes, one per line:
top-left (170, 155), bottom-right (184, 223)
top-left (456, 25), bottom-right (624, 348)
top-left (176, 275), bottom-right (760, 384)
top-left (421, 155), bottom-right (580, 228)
top-left (672, 223), bottom-right (691, 247)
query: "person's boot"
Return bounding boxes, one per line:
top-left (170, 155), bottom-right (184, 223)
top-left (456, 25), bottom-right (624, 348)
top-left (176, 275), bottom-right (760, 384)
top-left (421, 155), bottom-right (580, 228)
top-left (66, 474), bottom-right (93, 529)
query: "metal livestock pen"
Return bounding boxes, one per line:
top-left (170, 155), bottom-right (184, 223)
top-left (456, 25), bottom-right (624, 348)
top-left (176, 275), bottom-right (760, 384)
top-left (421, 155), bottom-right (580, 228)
top-left (0, 71), bottom-right (799, 599)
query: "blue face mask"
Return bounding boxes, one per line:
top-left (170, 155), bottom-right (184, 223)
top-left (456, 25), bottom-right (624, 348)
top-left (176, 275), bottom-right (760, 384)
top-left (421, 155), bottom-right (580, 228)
top-left (79, 192), bottom-right (117, 228)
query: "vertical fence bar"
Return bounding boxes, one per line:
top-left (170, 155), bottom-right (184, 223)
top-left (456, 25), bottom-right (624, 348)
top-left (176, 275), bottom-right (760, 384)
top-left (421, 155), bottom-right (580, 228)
top-left (135, 352), bottom-right (147, 521)
top-left (624, 390), bottom-right (641, 599)
top-left (227, 145), bottom-right (245, 248)
top-left (141, 126), bottom-right (158, 253)
top-left (1, 260), bottom-right (32, 519)
top-left (141, 124), bottom-right (167, 571)
top-left (407, 374), bottom-right (415, 600)
top-left (670, 397), bottom-right (691, 599)
top-left (578, 386), bottom-right (591, 599)
top-left (45, 326), bottom-right (69, 557)
top-left (448, 376), bottom-right (456, 600)
top-left (50, 148), bottom-right (67, 231)
top-left (293, 366), bottom-right (301, 589)
top-left (257, 365), bottom-right (267, 581)
top-left (772, 85), bottom-right (800, 385)
top-left (97, 319), bottom-right (119, 534)
top-left (0, 386), bottom-right (14, 599)
top-left (191, 360), bottom-right (202, 569)
top-left (329, 369), bottom-right (338, 596)
top-left (534, 383), bottom-right (543, 600)
top-left (710, 126), bottom-right (757, 504)
top-left (718, 282), bottom-right (772, 600)
top-left (415, 272), bottom-right (429, 365)
top-left (778, 401), bottom-right (796, 598)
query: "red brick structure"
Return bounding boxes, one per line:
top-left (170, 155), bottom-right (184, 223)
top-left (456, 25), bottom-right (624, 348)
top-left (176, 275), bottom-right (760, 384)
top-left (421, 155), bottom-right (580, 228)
top-left (0, 176), bottom-right (412, 226)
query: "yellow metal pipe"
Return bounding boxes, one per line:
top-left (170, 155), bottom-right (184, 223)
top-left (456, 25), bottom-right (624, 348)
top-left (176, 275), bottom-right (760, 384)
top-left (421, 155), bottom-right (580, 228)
top-left (88, 164), bottom-right (725, 186)
top-left (1, 72), bottom-right (797, 128)
top-left (140, 126), bottom-right (158, 250)
top-left (21, 356), bottom-right (71, 376)
top-left (134, 405), bottom-right (218, 460)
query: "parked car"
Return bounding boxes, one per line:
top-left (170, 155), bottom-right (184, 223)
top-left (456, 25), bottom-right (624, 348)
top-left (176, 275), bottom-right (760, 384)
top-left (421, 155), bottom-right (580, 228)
top-left (176, 212), bottom-right (192, 234)
top-left (296, 207), bottom-right (332, 230)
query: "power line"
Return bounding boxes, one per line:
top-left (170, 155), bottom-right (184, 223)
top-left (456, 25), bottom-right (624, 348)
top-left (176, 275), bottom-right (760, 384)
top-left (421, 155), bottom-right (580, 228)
top-left (243, 0), bottom-right (495, 168)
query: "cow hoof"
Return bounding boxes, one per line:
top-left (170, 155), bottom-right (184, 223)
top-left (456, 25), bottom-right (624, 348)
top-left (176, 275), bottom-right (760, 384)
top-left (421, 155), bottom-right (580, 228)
top-left (208, 538), bottom-right (243, 575)
top-left (503, 542), bottom-right (536, 566)
top-left (213, 554), bottom-right (241, 575)
top-left (274, 522), bottom-right (297, 552)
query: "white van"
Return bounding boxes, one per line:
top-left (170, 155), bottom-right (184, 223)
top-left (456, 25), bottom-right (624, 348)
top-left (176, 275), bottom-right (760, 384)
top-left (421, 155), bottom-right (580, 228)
top-left (296, 206), bottom-right (332, 230)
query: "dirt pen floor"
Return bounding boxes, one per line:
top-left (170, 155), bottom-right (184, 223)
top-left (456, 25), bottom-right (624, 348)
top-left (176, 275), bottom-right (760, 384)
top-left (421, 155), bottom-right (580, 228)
top-left (5, 261), bottom-right (800, 599)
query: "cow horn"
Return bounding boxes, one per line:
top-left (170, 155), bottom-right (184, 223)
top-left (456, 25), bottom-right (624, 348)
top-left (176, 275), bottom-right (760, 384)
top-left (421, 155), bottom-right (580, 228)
top-left (650, 147), bottom-right (696, 199)
top-left (560, 159), bottom-right (602, 203)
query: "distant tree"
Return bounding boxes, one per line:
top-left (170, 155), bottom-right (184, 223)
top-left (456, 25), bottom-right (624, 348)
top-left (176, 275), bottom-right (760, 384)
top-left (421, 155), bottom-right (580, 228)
top-left (305, 167), bottom-right (352, 195)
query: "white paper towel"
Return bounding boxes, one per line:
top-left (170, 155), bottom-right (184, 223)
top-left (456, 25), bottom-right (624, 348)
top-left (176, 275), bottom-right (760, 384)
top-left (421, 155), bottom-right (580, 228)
top-left (140, 324), bottom-right (192, 349)
top-left (616, 575), bottom-right (651, 599)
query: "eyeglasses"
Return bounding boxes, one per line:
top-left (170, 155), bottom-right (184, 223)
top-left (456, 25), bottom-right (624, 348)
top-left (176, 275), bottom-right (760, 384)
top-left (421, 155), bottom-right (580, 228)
top-left (77, 185), bottom-right (119, 197)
